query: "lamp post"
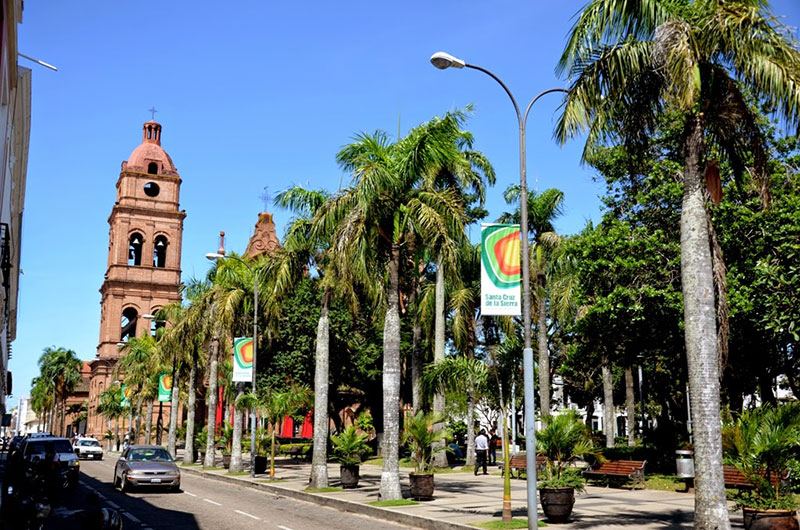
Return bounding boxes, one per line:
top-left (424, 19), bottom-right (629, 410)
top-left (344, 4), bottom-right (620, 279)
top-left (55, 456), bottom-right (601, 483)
top-left (143, 314), bottom-right (168, 446)
top-left (206, 252), bottom-right (259, 478)
top-left (431, 51), bottom-right (567, 530)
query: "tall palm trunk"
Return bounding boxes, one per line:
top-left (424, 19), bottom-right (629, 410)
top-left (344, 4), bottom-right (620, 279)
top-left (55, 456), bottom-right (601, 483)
top-left (168, 370), bottom-right (179, 457)
top-left (230, 383), bottom-right (244, 472)
top-left (681, 114), bottom-right (730, 529)
top-left (134, 397), bottom-right (143, 443)
top-left (410, 283), bottom-right (423, 415)
top-left (465, 343), bottom-right (477, 467)
top-left (310, 288), bottom-right (331, 488)
top-left (106, 419), bottom-right (112, 451)
top-left (601, 356), bottom-right (614, 448)
top-left (145, 400), bottom-right (154, 445)
top-left (380, 244), bottom-right (402, 501)
top-left (204, 339), bottom-right (220, 468)
top-left (431, 253), bottom-right (447, 468)
top-left (183, 357), bottom-right (198, 464)
top-left (625, 366), bottom-right (635, 447)
top-left (536, 275), bottom-right (551, 417)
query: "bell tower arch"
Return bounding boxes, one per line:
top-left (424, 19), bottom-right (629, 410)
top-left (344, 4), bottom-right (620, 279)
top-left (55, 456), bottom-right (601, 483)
top-left (87, 120), bottom-right (186, 438)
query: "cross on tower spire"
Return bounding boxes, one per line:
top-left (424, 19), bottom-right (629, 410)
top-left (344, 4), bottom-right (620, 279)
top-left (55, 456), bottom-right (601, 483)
top-left (148, 106), bottom-right (158, 121)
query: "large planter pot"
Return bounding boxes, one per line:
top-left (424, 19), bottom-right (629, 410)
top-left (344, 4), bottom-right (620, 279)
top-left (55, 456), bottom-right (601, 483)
top-left (409, 472), bottom-right (435, 500)
top-left (253, 456), bottom-right (268, 475)
top-left (743, 508), bottom-right (799, 530)
top-left (540, 487), bottom-right (576, 524)
top-left (222, 454), bottom-right (231, 469)
top-left (340, 465), bottom-right (360, 489)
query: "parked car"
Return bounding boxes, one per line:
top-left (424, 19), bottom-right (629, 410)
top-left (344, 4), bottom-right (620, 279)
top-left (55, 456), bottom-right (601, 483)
top-left (8, 436), bottom-right (80, 490)
top-left (113, 446), bottom-right (180, 493)
top-left (73, 438), bottom-right (103, 460)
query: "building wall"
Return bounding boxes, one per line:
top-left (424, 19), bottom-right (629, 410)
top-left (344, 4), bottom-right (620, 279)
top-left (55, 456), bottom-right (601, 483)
top-left (0, 0), bottom-right (30, 417)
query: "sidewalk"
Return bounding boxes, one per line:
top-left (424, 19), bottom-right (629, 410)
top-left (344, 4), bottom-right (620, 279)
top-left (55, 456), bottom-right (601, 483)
top-left (175, 452), bottom-right (748, 529)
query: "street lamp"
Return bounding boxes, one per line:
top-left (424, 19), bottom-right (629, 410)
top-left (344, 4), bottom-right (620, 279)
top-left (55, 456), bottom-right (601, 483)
top-left (431, 51), bottom-right (567, 530)
top-left (206, 252), bottom-right (259, 478)
top-left (143, 314), bottom-right (169, 446)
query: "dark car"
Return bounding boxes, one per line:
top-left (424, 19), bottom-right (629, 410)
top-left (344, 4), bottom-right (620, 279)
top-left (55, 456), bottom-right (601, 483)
top-left (113, 446), bottom-right (180, 492)
top-left (9, 436), bottom-right (80, 489)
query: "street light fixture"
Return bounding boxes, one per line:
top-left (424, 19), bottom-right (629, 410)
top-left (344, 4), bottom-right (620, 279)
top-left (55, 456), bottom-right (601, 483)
top-left (206, 252), bottom-right (259, 478)
top-left (431, 51), bottom-right (567, 530)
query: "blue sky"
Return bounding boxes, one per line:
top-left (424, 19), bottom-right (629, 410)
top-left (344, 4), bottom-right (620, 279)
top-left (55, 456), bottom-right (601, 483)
top-left (10, 0), bottom-right (800, 407)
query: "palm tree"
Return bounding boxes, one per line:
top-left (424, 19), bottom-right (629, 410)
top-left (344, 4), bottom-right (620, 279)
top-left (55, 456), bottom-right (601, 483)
top-left (38, 346), bottom-right (82, 436)
top-left (321, 123), bottom-right (467, 500)
top-left (30, 376), bottom-right (55, 432)
top-left (499, 186), bottom-right (565, 416)
top-left (239, 384), bottom-right (312, 479)
top-left (115, 335), bottom-right (159, 443)
top-left (418, 109), bottom-right (495, 468)
top-left (97, 384), bottom-right (124, 451)
top-left (273, 185), bottom-right (340, 488)
top-left (556, 2), bottom-right (800, 526)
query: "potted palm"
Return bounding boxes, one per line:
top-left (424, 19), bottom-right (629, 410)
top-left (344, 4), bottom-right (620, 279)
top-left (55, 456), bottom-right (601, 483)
top-left (331, 425), bottom-right (371, 488)
top-left (537, 410), bottom-right (604, 523)
top-left (195, 427), bottom-right (208, 464)
top-left (219, 421), bottom-right (233, 469)
top-left (404, 411), bottom-right (449, 500)
top-left (722, 403), bottom-right (800, 530)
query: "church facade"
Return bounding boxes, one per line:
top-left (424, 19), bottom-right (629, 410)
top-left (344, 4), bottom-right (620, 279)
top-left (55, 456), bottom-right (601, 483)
top-left (86, 120), bottom-right (185, 439)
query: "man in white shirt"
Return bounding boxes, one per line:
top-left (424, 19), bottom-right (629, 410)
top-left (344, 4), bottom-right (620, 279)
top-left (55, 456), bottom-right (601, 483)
top-left (474, 429), bottom-right (489, 475)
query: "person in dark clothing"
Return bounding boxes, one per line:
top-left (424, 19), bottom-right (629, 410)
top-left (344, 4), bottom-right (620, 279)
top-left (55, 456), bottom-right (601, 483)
top-left (488, 429), bottom-right (500, 465)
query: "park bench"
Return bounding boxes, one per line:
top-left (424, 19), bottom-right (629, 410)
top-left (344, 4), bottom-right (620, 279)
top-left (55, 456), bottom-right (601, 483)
top-left (500, 453), bottom-right (545, 478)
top-left (583, 459), bottom-right (647, 489)
top-left (722, 464), bottom-right (789, 489)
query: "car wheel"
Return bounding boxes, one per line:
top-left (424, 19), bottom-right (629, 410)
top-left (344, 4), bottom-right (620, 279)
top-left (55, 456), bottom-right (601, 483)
top-left (120, 473), bottom-right (130, 493)
top-left (113, 472), bottom-right (119, 489)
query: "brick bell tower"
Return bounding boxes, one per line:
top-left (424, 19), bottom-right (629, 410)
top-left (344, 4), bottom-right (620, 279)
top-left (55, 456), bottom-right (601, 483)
top-left (87, 120), bottom-right (185, 438)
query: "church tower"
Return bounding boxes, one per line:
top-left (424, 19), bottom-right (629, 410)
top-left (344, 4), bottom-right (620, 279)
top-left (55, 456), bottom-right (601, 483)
top-left (87, 120), bottom-right (185, 437)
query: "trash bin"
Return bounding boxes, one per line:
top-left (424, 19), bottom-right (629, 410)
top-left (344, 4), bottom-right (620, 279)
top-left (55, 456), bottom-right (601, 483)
top-left (675, 449), bottom-right (694, 478)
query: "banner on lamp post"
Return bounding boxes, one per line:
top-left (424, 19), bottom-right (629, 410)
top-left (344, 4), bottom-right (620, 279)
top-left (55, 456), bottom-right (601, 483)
top-left (158, 372), bottom-right (173, 402)
top-left (233, 337), bottom-right (254, 382)
top-left (120, 385), bottom-right (132, 408)
top-left (481, 223), bottom-right (522, 316)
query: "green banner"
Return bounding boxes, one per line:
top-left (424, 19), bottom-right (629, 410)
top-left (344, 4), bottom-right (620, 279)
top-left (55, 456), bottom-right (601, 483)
top-left (158, 372), bottom-right (173, 402)
top-left (121, 384), bottom-right (132, 408)
top-left (480, 223), bottom-right (521, 316)
top-left (233, 337), bottom-right (254, 382)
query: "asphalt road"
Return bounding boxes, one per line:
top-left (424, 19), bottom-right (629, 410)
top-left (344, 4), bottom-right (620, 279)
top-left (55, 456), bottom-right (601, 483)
top-left (72, 459), bottom-right (406, 530)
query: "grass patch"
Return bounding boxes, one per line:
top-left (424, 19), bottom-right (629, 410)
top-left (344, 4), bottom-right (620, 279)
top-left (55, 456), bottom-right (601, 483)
top-left (257, 478), bottom-right (287, 483)
top-left (369, 499), bottom-right (420, 507)
top-left (306, 486), bottom-right (342, 493)
top-left (364, 457), bottom-right (383, 466)
top-left (180, 462), bottom-right (202, 467)
top-left (202, 466), bottom-right (225, 471)
top-left (225, 471), bottom-right (250, 476)
top-left (472, 518), bottom-right (546, 528)
top-left (644, 474), bottom-right (686, 492)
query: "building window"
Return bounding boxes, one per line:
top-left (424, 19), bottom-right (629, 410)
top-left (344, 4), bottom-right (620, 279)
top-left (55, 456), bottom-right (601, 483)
top-left (147, 162), bottom-right (158, 175)
top-left (128, 233), bottom-right (143, 266)
top-left (153, 236), bottom-right (168, 268)
top-left (143, 182), bottom-right (160, 197)
top-left (120, 307), bottom-right (138, 341)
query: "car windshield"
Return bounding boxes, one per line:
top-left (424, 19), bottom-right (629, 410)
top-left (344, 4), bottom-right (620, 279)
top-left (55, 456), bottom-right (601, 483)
top-left (128, 448), bottom-right (172, 462)
top-left (78, 440), bottom-right (100, 447)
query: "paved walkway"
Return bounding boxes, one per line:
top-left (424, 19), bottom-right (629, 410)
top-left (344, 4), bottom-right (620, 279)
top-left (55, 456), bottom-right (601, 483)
top-left (175, 452), bottom-right (748, 529)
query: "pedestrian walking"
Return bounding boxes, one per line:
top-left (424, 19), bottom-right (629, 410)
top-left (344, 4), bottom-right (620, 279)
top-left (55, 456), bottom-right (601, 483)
top-left (474, 429), bottom-right (489, 475)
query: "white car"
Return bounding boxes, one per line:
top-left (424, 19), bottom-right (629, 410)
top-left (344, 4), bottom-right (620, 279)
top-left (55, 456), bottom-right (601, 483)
top-left (73, 438), bottom-right (104, 460)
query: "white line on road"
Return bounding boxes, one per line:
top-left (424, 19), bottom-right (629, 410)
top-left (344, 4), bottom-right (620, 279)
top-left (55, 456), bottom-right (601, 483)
top-left (277, 526), bottom-right (294, 530)
top-left (106, 501), bottom-right (120, 509)
top-left (183, 491), bottom-right (197, 497)
top-left (122, 512), bottom-right (141, 524)
top-left (234, 509), bottom-right (261, 520)
top-left (203, 498), bottom-right (222, 506)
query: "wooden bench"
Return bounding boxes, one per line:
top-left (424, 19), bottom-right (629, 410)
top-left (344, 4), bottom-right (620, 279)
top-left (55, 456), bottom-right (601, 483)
top-left (501, 454), bottom-right (545, 478)
top-left (722, 464), bottom-right (789, 489)
top-left (583, 460), bottom-right (647, 489)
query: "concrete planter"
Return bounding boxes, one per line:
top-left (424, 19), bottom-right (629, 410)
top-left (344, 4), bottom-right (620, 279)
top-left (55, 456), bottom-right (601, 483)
top-left (743, 508), bottom-right (799, 530)
top-left (540, 487), bottom-right (576, 523)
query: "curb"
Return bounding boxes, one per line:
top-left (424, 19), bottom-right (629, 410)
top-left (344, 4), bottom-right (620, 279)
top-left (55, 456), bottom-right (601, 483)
top-left (180, 467), bottom-right (476, 530)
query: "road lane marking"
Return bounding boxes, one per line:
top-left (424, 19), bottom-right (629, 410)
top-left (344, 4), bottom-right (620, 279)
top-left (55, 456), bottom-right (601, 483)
top-left (203, 498), bottom-right (222, 506)
top-left (278, 526), bottom-right (294, 530)
top-left (183, 491), bottom-right (197, 497)
top-left (234, 509), bottom-right (261, 520)
top-left (122, 512), bottom-right (141, 523)
top-left (107, 501), bottom-right (120, 509)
